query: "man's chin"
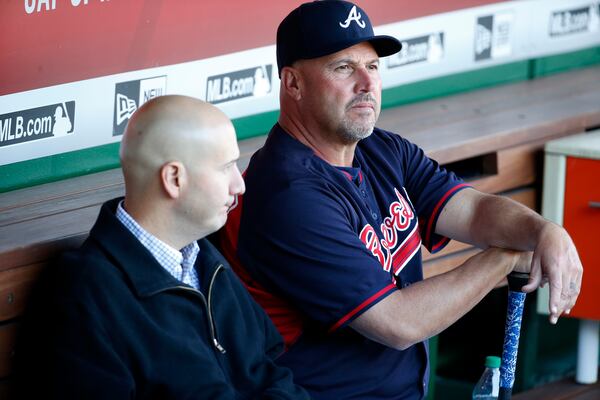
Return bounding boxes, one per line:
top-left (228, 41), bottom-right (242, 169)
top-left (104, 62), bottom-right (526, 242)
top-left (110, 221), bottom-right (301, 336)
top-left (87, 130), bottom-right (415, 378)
top-left (338, 124), bottom-right (374, 143)
top-left (207, 214), bottom-right (228, 235)
top-left (357, 130), bottom-right (374, 142)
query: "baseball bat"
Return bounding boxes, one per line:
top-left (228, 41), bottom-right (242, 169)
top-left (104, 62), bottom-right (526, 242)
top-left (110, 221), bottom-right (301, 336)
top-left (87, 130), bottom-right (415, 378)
top-left (499, 272), bottom-right (530, 400)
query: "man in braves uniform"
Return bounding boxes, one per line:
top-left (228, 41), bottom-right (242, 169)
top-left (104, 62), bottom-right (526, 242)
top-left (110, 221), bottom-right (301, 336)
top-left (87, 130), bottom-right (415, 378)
top-left (221, 1), bottom-right (583, 399)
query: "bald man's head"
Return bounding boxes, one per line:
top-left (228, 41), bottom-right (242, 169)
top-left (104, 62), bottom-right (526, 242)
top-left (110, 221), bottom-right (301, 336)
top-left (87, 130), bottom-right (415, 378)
top-left (119, 95), bottom-right (245, 246)
top-left (120, 95), bottom-right (232, 185)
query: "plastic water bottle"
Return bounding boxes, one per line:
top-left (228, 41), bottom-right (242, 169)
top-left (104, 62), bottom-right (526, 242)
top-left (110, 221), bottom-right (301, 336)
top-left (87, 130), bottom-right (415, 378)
top-left (472, 355), bottom-right (500, 399)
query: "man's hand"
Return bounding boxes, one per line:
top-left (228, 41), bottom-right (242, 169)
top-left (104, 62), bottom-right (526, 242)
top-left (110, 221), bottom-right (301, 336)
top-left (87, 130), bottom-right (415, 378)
top-left (521, 222), bottom-right (583, 324)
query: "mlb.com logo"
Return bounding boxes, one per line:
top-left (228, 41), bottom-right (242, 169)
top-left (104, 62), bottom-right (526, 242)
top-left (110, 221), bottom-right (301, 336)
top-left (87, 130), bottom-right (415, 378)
top-left (549, 3), bottom-right (600, 37)
top-left (387, 32), bottom-right (444, 69)
top-left (113, 76), bottom-right (167, 136)
top-left (206, 65), bottom-right (273, 105)
top-left (0, 102), bottom-right (75, 148)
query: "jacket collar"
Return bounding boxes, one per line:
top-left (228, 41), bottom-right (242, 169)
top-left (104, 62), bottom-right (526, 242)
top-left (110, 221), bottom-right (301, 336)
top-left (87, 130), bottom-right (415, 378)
top-left (88, 198), bottom-right (225, 297)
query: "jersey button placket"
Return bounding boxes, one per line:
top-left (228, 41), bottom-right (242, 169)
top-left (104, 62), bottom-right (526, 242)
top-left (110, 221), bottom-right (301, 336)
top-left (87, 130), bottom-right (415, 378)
top-left (359, 175), bottom-right (379, 222)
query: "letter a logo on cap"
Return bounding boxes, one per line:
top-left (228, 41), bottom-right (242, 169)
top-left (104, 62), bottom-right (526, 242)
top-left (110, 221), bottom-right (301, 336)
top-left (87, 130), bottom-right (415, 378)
top-left (339, 5), bottom-right (366, 29)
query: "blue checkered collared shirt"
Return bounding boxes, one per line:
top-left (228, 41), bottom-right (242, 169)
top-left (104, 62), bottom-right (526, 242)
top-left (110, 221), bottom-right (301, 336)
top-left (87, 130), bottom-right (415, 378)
top-left (116, 201), bottom-right (200, 290)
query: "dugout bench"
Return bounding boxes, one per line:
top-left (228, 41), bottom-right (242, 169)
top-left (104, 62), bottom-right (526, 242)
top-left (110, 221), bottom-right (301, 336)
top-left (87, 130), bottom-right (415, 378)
top-left (1, 65), bottom-right (600, 398)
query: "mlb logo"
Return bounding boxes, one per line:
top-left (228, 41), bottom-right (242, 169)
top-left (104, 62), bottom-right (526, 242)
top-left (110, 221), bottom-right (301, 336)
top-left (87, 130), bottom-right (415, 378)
top-left (113, 76), bottom-right (167, 136)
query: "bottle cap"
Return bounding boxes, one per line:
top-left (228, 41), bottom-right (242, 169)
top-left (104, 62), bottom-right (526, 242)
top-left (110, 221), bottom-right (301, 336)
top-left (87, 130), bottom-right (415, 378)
top-left (485, 356), bottom-right (501, 368)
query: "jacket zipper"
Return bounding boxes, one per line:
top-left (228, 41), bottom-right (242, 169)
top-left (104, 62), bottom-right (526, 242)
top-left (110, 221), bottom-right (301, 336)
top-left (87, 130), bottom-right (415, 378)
top-left (172, 264), bottom-right (226, 354)
top-left (207, 264), bottom-right (226, 353)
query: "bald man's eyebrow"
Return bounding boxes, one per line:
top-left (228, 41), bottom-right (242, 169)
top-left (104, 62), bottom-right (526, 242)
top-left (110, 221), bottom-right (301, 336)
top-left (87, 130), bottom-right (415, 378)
top-left (221, 158), bottom-right (240, 169)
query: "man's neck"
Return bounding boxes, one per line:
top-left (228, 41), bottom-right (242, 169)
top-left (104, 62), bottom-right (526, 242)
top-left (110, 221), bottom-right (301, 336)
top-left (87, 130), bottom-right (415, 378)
top-left (278, 115), bottom-right (357, 167)
top-left (122, 198), bottom-right (201, 250)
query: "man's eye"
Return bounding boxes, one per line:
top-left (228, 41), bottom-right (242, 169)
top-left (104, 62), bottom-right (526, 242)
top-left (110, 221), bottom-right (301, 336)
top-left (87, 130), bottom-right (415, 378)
top-left (336, 65), bottom-right (351, 71)
top-left (368, 64), bottom-right (379, 71)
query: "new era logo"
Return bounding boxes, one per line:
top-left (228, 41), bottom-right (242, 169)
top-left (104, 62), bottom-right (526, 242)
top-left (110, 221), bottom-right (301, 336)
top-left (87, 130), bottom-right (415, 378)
top-left (113, 76), bottom-right (167, 136)
top-left (474, 11), bottom-right (514, 62)
top-left (115, 94), bottom-right (137, 126)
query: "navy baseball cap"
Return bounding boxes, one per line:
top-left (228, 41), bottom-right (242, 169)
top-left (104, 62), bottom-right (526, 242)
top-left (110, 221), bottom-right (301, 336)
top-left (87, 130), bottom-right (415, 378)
top-left (276, 0), bottom-right (402, 76)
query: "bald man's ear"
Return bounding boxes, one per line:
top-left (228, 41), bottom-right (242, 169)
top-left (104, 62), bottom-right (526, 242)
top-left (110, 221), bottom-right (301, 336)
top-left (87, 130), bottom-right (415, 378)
top-left (160, 161), bottom-right (186, 199)
top-left (280, 67), bottom-right (303, 101)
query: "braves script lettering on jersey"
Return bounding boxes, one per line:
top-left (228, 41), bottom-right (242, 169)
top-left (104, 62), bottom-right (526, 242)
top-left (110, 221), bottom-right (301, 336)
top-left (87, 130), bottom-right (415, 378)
top-left (222, 124), bottom-right (469, 399)
top-left (360, 187), bottom-right (419, 275)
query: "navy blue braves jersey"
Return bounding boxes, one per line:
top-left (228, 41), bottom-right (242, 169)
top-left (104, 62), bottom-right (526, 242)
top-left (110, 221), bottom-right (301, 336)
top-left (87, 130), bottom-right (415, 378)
top-left (221, 123), bottom-right (468, 399)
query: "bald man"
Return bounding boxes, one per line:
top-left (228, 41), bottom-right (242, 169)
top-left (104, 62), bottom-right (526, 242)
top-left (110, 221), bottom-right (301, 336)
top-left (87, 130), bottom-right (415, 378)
top-left (14, 96), bottom-right (309, 400)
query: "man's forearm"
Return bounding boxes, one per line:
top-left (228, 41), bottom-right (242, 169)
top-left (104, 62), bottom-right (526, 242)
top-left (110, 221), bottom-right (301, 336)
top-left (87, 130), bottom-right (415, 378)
top-left (350, 247), bottom-right (527, 350)
top-left (436, 188), bottom-right (582, 323)
top-left (468, 192), bottom-right (548, 251)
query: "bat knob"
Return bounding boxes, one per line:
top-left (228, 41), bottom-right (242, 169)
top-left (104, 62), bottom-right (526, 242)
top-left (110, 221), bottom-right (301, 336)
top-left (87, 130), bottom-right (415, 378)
top-left (507, 272), bottom-right (529, 292)
top-left (499, 386), bottom-right (513, 400)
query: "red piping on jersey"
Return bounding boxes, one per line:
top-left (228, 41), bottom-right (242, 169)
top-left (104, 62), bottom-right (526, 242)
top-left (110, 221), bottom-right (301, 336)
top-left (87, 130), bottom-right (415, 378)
top-left (424, 183), bottom-right (470, 250)
top-left (340, 170), bottom-right (353, 181)
top-left (392, 227), bottom-right (421, 275)
top-left (431, 236), bottom-right (450, 253)
top-left (220, 189), bottom-right (305, 348)
top-left (339, 169), bottom-right (363, 183)
top-left (328, 283), bottom-right (396, 333)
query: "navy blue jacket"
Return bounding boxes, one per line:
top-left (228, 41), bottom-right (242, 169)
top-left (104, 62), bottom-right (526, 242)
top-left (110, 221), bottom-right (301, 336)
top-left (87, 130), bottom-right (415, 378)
top-left (14, 198), bottom-right (309, 399)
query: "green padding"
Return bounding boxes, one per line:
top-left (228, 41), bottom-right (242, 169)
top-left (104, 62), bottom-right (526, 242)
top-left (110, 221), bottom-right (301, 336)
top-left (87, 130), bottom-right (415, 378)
top-left (531, 46), bottom-right (600, 77)
top-left (0, 143), bottom-right (121, 192)
top-left (1, 45), bottom-right (599, 193)
top-left (382, 61), bottom-right (530, 109)
top-left (232, 110), bottom-right (279, 140)
top-left (426, 335), bottom-right (439, 400)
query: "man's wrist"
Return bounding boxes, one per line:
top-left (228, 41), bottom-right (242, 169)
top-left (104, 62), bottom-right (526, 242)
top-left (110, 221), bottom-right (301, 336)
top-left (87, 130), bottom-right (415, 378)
top-left (527, 215), bottom-right (554, 251)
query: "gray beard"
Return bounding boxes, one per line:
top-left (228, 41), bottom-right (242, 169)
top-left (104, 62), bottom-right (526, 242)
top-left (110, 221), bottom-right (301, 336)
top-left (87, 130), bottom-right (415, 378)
top-left (337, 93), bottom-right (378, 143)
top-left (337, 118), bottom-right (375, 143)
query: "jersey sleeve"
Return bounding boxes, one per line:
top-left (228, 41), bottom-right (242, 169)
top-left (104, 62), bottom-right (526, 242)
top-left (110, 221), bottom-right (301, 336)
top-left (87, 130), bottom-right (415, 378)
top-left (238, 179), bottom-right (397, 332)
top-left (391, 134), bottom-right (470, 253)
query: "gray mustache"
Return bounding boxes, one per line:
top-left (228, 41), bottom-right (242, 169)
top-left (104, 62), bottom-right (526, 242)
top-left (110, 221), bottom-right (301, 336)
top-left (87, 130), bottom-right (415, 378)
top-left (346, 94), bottom-right (377, 110)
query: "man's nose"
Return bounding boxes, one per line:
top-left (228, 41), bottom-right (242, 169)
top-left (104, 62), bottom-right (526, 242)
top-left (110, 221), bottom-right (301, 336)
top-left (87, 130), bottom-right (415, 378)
top-left (355, 66), bottom-right (379, 93)
top-left (232, 166), bottom-right (246, 196)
